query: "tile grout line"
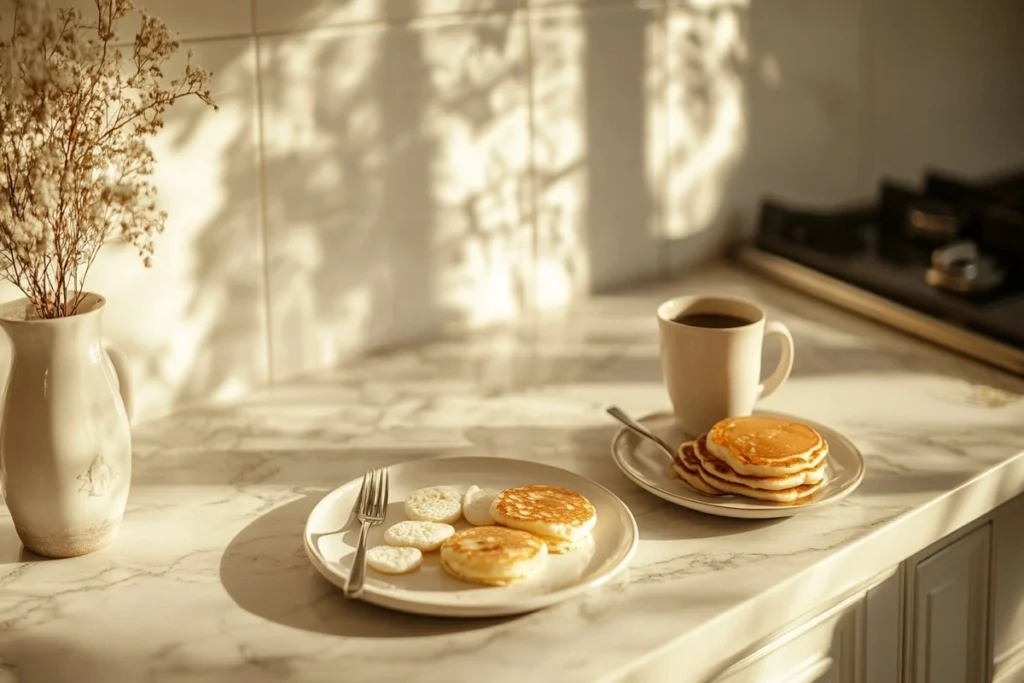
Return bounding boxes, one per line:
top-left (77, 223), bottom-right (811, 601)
top-left (250, 0), bottom-right (275, 386)
top-left (658, 0), bottom-right (671, 280)
top-left (856, 0), bottom-right (873, 196)
top-left (522, 0), bottom-right (541, 325)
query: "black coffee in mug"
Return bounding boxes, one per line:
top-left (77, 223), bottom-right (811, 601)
top-left (673, 312), bottom-right (751, 329)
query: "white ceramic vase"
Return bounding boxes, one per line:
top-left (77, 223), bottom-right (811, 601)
top-left (0, 293), bottom-right (134, 558)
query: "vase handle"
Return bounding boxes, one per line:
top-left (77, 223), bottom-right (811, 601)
top-left (104, 345), bottom-right (135, 425)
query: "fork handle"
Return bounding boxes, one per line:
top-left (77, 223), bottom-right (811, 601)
top-left (606, 406), bottom-right (676, 460)
top-left (344, 520), bottom-right (371, 598)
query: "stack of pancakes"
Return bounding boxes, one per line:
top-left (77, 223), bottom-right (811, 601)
top-left (672, 416), bottom-right (829, 503)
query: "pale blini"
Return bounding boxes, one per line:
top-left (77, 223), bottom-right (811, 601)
top-left (366, 546), bottom-right (423, 575)
top-left (404, 486), bottom-right (463, 524)
top-left (383, 520), bottom-right (455, 552)
top-left (462, 485), bottom-right (498, 526)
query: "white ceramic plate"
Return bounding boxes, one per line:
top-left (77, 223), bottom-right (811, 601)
top-left (304, 456), bottom-right (639, 618)
top-left (611, 411), bottom-right (865, 519)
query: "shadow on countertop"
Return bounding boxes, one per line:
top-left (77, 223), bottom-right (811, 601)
top-left (218, 492), bottom-right (516, 639)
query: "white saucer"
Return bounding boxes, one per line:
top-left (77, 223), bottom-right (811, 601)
top-left (610, 411), bottom-right (865, 519)
top-left (304, 456), bottom-right (638, 618)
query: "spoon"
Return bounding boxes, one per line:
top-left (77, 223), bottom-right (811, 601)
top-left (605, 406), bottom-right (676, 464)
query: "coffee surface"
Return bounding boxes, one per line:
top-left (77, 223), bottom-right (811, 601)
top-left (673, 312), bottom-right (751, 329)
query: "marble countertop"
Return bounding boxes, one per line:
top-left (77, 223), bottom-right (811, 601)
top-left (2, 261), bottom-right (1024, 683)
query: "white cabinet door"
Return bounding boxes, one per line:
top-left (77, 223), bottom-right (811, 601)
top-left (711, 591), bottom-right (862, 683)
top-left (992, 494), bottom-right (1024, 683)
top-left (864, 566), bottom-right (903, 683)
top-left (906, 523), bottom-right (992, 683)
top-left (712, 568), bottom-right (903, 683)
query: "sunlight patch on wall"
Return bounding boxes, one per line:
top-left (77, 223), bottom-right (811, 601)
top-left (531, 6), bottom-right (588, 310)
top-left (428, 11), bottom-right (533, 329)
top-left (259, 12), bottom-right (530, 381)
top-left (531, 2), bottom-right (666, 305)
top-left (260, 25), bottom-right (388, 379)
top-left (759, 53), bottom-right (783, 87)
top-left (664, 2), bottom-right (749, 240)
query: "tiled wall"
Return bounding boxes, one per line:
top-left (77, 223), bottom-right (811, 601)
top-left (2, 0), bottom-right (1022, 422)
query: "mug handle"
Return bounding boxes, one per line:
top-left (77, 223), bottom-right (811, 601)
top-left (104, 344), bottom-right (135, 425)
top-left (758, 321), bottom-right (794, 399)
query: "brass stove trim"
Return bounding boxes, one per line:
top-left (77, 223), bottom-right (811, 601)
top-left (735, 246), bottom-right (1024, 377)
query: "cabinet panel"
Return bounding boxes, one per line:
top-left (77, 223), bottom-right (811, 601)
top-left (713, 591), bottom-right (862, 683)
top-left (864, 566), bottom-right (903, 683)
top-left (993, 494), bottom-right (1024, 683)
top-left (906, 523), bottom-right (991, 683)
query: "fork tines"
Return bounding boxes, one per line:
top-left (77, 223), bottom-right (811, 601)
top-left (358, 467), bottom-right (390, 520)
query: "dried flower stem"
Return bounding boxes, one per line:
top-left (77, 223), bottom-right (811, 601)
top-left (0, 0), bottom-right (217, 318)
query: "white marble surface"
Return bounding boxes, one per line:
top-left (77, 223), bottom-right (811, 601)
top-left (1, 261), bottom-right (1023, 683)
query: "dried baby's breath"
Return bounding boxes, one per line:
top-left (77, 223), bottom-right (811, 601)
top-left (0, 0), bottom-right (216, 318)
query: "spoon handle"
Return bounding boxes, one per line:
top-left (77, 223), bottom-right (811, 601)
top-left (606, 406), bottom-right (677, 458)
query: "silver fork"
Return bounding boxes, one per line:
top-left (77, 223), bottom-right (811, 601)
top-left (343, 467), bottom-right (389, 598)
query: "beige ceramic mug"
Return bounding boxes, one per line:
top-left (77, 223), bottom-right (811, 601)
top-left (657, 295), bottom-right (794, 437)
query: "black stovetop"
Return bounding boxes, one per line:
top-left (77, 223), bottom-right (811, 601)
top-left (752, 168), bottom-right (1024, 350)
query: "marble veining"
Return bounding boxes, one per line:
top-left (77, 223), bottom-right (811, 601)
top-left (1, 262), bottom-right (1023, 683)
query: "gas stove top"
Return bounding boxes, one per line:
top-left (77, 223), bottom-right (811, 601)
top-left (737, 168), bottom-right (1024, 376)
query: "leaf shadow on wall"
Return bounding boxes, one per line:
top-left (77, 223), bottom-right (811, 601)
top-left (161, 7), bottom-right (531, 408)
top-left (140, 2), bottom-right (763, 413)
top-left (253, 11), bottom-right (533, 382)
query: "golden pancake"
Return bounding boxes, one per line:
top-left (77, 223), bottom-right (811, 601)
top-left (440, 525), bottom-right (548, 586)
top-left (707, 416), bottom-right (829, 477)
top-left (672, 441), bottom-right (722, 496)
top-left (693, 434), bottom-right (827, 491)
top-left (489, 485), bottom-right (597, 542)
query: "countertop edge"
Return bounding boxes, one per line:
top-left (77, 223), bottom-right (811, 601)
top-left (607, 447), bottom-right (1024, 683)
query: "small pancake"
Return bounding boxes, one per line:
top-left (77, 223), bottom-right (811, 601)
top-left (440, 526), bottom-right (548, 586)
top-left (693, 434), bottom-right (827, 491)
top-left (489, 485), bottom-right (597, 542)
top-left (672, 442), bottom-right (723, 496)
top-left (707, 416), bottom-right (829, 477)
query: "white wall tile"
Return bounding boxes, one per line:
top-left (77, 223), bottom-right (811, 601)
top-left (744, 0), bottom-right (863, 205)
top-left (663, 0), bottom-right (863, 273)
top-left (258, 14), bottom-right (532, 381)
top-left (255, 0), bottom-right (519, 35)
top-left (530, 2), bottom-right (664, 303)
top-left (663, 0), bottom-right (749, 272)
top-left (864, 0), bottom-right (1024, 188)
